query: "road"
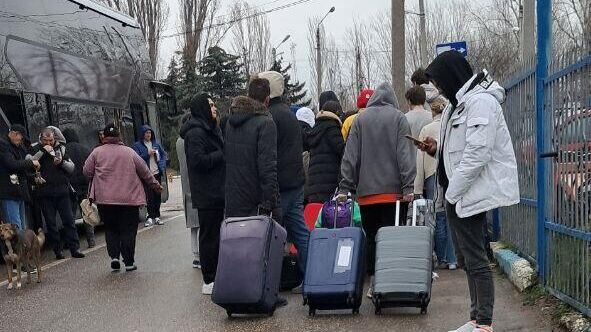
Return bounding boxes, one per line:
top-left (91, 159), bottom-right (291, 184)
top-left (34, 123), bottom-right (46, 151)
top-left (0, 179), bottom-right (558, 331)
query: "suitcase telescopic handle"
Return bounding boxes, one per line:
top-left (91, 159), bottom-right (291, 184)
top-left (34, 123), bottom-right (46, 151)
top-left (395, 200), bottom-right (401, 226)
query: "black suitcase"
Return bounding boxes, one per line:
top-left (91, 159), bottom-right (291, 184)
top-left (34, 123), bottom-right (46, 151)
top-left (212, 215), bottom-right (287, 317)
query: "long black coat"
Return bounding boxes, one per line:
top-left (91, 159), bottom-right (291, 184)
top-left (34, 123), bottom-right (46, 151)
top-left (180, 116), bottom-right (225, 210)
top-left (224, 101), bottom-right (279, 218)
top-left (268, 98), bottom-right (304, 192)
top-left (306, 111), bottom-right (345, 203)
top-left (62, 129), bottom-right (91, 196)
top-left (0, 138), bottom-right (35, 201)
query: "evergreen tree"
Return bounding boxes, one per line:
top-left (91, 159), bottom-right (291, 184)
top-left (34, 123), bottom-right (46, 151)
top-left (197, 46), bottom-right (245, 109)
top-left (270, 57), bottom-right (311, 107)
top-left (164, 57), bottom-right (180, 86)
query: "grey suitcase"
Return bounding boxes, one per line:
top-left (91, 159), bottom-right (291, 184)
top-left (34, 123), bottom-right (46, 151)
top-left (372, 200), bottom-right (434, 315)
top-left (212, 215), bottom-right (287, 317)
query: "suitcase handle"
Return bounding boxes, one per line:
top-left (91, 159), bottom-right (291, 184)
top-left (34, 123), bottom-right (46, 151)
top-left (394, 200), bottom-right (420, 227)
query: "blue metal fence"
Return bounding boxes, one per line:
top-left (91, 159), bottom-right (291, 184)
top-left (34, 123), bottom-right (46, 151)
top-left (500, 47), bottom-right (591, 315)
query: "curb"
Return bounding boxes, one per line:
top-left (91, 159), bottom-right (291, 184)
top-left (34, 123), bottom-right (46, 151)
top-left (490, 242), bottom-right (535, 292)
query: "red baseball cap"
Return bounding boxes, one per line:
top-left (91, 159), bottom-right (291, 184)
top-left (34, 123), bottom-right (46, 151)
top-left (356, 89), bottom-right (374, 109)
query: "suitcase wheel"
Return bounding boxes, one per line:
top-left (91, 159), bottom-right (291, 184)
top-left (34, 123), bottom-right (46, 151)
top-left (353, 307), bottom-right (360, 315)
top-left (374, 298), bottom-right (382, 315)
top-left (308, 308), bottom-right (316, 317)
top-left (226, 310), bottom-right (232, 318)
top-left (268, 310), bottom-right (275, 317)
top-left (420, 306), bottom-right (428, 315)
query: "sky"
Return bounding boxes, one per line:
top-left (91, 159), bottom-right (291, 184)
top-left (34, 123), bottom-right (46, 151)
top-left (158, 0), bottom-right (393, 85)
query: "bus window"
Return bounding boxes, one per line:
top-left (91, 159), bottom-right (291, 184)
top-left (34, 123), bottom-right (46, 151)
top-left (24, 97), bottom-right (50, 141)
top-left (0, 106), bottom-right (10, 136)
top-left (52, 101), bottom-right (106, 149)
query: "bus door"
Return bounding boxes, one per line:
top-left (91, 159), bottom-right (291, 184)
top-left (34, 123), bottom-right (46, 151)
top-left (146, 101), bottom-right (169, 202)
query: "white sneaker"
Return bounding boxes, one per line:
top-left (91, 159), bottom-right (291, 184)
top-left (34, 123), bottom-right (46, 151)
top-left (202, 282), bottom-right (214, 295)
top-left (448, 263), bottom-right (458, 270)
top-left (144, 218), bottom-right (153, 228)
top-left (366, 287), bottom-right (373, 299)
top-left (155, 218), bottom-right (165, 225)
top-left (448, 321), bottom-right (477, 332)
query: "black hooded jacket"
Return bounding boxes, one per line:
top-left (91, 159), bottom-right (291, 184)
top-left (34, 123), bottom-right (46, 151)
top-left (267, 97), bottom-right (304, 192)
top-left (425, 50), bottom-right (474, 189)
top-left (425, 51), bottom-right (473, 107)
top-left (225, 97), bottom-right (279, 218)
top-left (180, 94), bottom-right (225, 210)
top-left (62, 128), bottom-right (91, 196)
top-left (306, 111), bottom-right (345, 203)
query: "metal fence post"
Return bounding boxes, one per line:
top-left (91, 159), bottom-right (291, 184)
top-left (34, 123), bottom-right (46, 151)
top-left (535, 0), bottom-right (552, 283)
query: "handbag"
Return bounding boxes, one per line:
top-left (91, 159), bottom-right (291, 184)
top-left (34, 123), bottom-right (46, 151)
top-left (80, 178), bottom-right (100, 227)
top-left (80, 199), bottom-right (100, 227)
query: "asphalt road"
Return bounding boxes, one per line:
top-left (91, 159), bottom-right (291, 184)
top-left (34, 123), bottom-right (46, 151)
top-left (0, 179), bottom-right (558, 332)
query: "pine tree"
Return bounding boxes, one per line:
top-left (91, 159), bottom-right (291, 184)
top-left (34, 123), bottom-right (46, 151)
top-left (270, 57), bottom-right (311, 107)
top-left (164, 57), bottom-right (180, 86)
top-left (197, 46), bottom-right (246, 109)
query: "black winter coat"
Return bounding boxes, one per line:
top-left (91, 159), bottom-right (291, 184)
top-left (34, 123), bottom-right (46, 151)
top-left (268, 98), bottom-right (304, 192)
top-left (224, 103), bottom-right (279, 218)
top-left (33, 144), bottom-right (73, 197)
top-left (0, 138), bottom-right (35, 201)
top-left (180, 116), bottom-right (225, 210)
top-left (306, 111), bottom-right (345, 203)
top-left (63, 129), bottom-right (91, 196)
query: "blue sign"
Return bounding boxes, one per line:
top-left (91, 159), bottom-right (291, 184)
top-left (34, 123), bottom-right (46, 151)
top-left (436, 41), bottom-right (468, 57)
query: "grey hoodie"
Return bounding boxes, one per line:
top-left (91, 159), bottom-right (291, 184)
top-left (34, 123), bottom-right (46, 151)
top-left (339, 82), bottom-right (416, 198)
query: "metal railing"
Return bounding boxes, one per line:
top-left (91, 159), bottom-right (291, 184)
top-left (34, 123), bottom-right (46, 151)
top-left (500, 47), bottom-right (591, 316)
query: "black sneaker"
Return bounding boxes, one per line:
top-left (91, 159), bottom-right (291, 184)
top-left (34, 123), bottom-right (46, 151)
top-left (125, 264), bottom-right (137, 272)
top-left (192, 260), bottom-right (201, 269)
top-left (71, 251), bottom-right (85, 259)
top-left (111, 259), bottom-right (121, 271)
top-left (275, 297), bottom-right (288, 308)
top-left (55, 253), bottom-right (65, 260)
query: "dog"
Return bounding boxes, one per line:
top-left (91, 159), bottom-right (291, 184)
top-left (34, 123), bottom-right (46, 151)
top-left (0, 223), bottom-right (45, 289)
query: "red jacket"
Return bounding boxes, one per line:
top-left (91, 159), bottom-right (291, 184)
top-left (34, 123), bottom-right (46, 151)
top-left (83, 138), bottom-right (160, 206)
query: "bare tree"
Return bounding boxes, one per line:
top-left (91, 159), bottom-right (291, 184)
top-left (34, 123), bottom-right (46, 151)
top-left (230, 1), bottom-right (272, 77)
top-left (178, 0), bottom-right (217, 70)
top-left (133, 0), bottom-right (169, 76)
top-left (553, 0), bottom-right (591, 50)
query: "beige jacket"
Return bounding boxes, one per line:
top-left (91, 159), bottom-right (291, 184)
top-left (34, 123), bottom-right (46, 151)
top-left (414, 114), bottom-right (441, 195)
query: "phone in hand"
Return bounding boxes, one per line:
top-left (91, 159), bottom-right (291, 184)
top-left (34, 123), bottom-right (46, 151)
top-left (404, 135), bottom-right (427, 147)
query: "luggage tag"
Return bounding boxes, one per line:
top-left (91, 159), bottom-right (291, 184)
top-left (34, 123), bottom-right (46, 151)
top-left (334, 238), bottom-right (354, 273)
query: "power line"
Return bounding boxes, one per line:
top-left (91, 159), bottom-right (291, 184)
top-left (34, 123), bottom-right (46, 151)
top-left (155, 0), bottom-right (315, 41)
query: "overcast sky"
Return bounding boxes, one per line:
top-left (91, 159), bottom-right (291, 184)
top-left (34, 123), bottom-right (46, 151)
top-left (159, 0), bottom-right (396, 83)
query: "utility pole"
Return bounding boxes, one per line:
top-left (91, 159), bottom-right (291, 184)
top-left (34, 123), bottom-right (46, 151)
top-left (418, 0), bottom-right (428, 68)
top-left (316, 27), bottom-right (322, 102)
top-left (355, 46), bottom-right (362, 91)
top-left (316, 7), bottom-right (335, 107)
top-left (391, 0), bottom-right (406, 106)
top-left (521, 0), bottom-right (535, 61)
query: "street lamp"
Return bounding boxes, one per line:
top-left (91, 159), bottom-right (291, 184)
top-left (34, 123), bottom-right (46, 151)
top-left (316, 6), bottom-right (335, 104)
top-left (271, 34), bottom-right (291, 67)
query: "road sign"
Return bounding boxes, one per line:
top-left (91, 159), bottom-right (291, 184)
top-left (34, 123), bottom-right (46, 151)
top-left (436, 41), bottom-right (468, 57)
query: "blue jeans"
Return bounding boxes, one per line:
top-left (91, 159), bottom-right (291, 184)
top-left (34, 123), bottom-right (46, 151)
top-left (424, 175), bottom-right (456, 265)
top-left (280, 187), bottom-right (310, 275)
top-left (1, 200), bottom-right (26, 230)
top-left (435, 212), bottom-right (457, 264)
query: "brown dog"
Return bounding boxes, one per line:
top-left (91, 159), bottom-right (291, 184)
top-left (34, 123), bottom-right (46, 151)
top-left (0, 223), bottom-right (45, 289)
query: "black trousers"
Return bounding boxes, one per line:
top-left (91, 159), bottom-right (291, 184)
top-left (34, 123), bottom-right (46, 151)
top-left (198, 208), bottom-right (224, 284)
top-left (40, 195), bottom-right (80, 255)
top-left (146, 174), bottom-right (162, 219)
top-left (446, 202), bottom-right (494, 326)
top-left (360, 202), bottom-right (408, 275)
top-left (98, 205), bottom-right (140, 266)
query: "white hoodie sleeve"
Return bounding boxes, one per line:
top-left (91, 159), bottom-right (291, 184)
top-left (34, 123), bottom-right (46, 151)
top-left (445, 95), bottom-right (498, 204)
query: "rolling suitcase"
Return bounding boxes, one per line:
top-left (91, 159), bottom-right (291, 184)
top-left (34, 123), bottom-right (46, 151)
top-left (303, 198), bottom-right (365, 316)
top-left (212, 215), bottom-right (287, 317)
top-left (372, 199), bottom-right (434, 315)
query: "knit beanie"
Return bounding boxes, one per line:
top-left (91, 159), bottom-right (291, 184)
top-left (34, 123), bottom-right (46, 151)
top-left (257, 71), bottom-right (284, 99)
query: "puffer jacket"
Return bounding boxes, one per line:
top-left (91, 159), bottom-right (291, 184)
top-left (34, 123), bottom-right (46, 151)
top-left (268, 98), bottom-right (305, 192)
top-left (224, 100), bottom-right (279, 218)
top-left (132, 125), bottom-right (168, 175)
top-left (306, 111), bottom-right (345, 203)
top-left (440, 72), bottom-right (520, 218)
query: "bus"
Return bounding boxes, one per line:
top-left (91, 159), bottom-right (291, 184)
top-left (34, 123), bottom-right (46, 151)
top-left (0, 0), bottom-right (176, 226)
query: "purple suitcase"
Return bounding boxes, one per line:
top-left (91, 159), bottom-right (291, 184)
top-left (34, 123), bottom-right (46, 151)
top-left (212, 215), bottom-right (287, 317)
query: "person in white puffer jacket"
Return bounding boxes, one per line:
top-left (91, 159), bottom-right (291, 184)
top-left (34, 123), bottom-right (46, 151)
top-left (418, 51), bottom-right (519, 332)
